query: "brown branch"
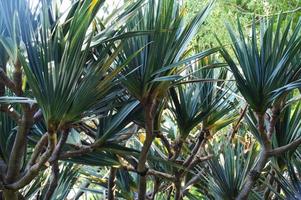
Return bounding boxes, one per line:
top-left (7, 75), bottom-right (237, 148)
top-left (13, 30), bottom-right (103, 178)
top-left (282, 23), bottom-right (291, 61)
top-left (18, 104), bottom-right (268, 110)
top-left (137, 100), bottom-right (156, 200)
top-left (236, 150), bottom-right (269, 200)
top-left (44, 161), bottom-right (59, 200)
top-left (0, 105), bottom-right (21, 122)
top-left (5, 132), bottom-right (57, 190)
top-left (229, 105), bottom-right (248, 140)
top-left (107, 167), bottom-right (117, 200)
top-left (182, 129), bottom-right (207, 169)
top-left (188, 154), bottom-right (214, 169)
top-left (33, 109), bottom-right (43, 123)
top-left (174, 173), bottom-right (182, 200)
top-left (0, 68), bottom-right (18, 94)
top-left (157, 132), bottom-right (172, 158)
top-left (49, 131), bottom-right (69, 163)
top-left (147, 169), bottom-right (175, 181)
top-left (13, 59), bottom-right (22, 96)
top-left (268, 138), bottom-right (301, 156)
top-left (236, 113), bottom-right (271, 200)
top-left (6, 108), bottom-right (34, 183)
top-left (122, 165), bottom-right (175, 181)
top-left (59, 145), bottom-right (93, 159)
top-left (267, 106), bottom-right (280, 140)
top-left (26, 134), bottom-right (48, 169)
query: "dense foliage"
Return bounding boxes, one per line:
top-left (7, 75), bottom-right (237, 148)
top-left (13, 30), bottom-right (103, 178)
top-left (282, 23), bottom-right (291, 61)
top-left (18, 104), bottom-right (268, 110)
top-left (0, 0), bottom-right (301, 199)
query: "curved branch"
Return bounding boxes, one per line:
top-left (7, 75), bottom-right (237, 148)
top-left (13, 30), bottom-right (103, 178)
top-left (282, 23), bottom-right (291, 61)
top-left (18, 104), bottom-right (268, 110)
top-left (268, 138), bottom-right (301, 156)
top-left (0, 68), bottom-right (18, 94)
top-left (6, 132), bottom-right (57, 190)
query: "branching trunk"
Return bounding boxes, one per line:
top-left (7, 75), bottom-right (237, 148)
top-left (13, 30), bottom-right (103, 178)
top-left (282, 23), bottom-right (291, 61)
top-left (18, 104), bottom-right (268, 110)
top-left (44, 131), bottom-right (68, 200)
top-left (107, 167), bottom-right (117, 200)
top-left (236, 113), bottom-right (270, 200)
top-left (6, 131), bottom-right (57, 190)
top-left (6, 108), bottom-right (33, 183)
top-left (137, 102), bottom-right (156, 200)
top-left (236, 150), bottom-right (268, 200)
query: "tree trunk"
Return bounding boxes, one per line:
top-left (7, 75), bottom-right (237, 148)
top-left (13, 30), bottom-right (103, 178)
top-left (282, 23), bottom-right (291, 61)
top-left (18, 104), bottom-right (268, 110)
top-left (174, 177), bottom-right (182, 200)
top-left (137, 103), bottom-right (156, 200)
top-left (108, 167), bottom-right (117, 200)
top-left (236, 113), bottom-right (270, 200)
top-left (236, 150), bottom-right (268, 200)
top-left (44, 161), bottom-right (59, 200)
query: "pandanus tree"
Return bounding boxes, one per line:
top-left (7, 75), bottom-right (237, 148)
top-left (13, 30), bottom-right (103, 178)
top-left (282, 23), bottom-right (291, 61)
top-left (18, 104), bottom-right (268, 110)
top-left (120, 0), bottom-right (216, 198)
top-left (0, 0), bottom-right (144, 199)
top-left (2, 0), bottom-right (301, 199)
top-left (167, 55), bottom-right (237, 199)
top-left (219, 16), bottom-right (301, 199)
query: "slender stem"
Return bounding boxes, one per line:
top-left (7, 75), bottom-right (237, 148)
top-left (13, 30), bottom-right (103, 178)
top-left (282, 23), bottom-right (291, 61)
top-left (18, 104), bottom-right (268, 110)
top-left (107, 167), bottom-right (117, 200)
top-left (229, 105), bottom-right (248, 140)
top-left (236, 150), bottom-right (268, 200)
top-left (49, 131), bottom-right (69, 163)
top-left (174, 174), bottom-right (182, 200)
top-left (43, 131), bottom-right (68, 200)
top-left (59, 146), bottom-right (93, 159)
top-left (157, 132), bottom-right (172, 158)
top-left (268, 138), bottom-right (301, 156)
top-left (6, 131), bottom-right (57, 190)
top-left (0, 68), bottom-right (18, 94)
top-left (6, 108), bottom-right (33, 183)
top-left (44, 161), bottom-right (59, 200)
top-left (0, 105), bottom-right (21, 122)
top-left (137, 102), bottom-right (156, 200)
top-left (236, 113), bottom-right (270, 200)
top-left (182, 129), bottom-right (207, 169)
top-left (13, 59), bottom-right (22, 96)
top-left (137, 132), bottom-right (155, 200)
top-left (0, 58), bottom-right (8, 96)
top-left (26, 134), bottom-right (48, 169)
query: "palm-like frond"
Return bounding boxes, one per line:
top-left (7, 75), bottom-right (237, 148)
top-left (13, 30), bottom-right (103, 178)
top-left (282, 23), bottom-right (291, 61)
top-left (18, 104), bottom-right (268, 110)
top-left (19, 0), bottom-right (110, 131)
top-left (170, 55), bottom-right (236, 139)
top-left (220, 16), bottom-right (301, 114)
top-left (200, 140), bottom-right (257, 199)
top-left (18, 0), bottom-right (142, 133)
top-left (120, 0), bottom-right (216, 103)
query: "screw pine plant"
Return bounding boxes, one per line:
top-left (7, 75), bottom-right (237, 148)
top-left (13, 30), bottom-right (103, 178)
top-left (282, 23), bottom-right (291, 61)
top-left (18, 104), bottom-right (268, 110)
top-left (0, 0), bottom-right (301, 200)
top-left (219, 16), bottom-right (301, 199)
